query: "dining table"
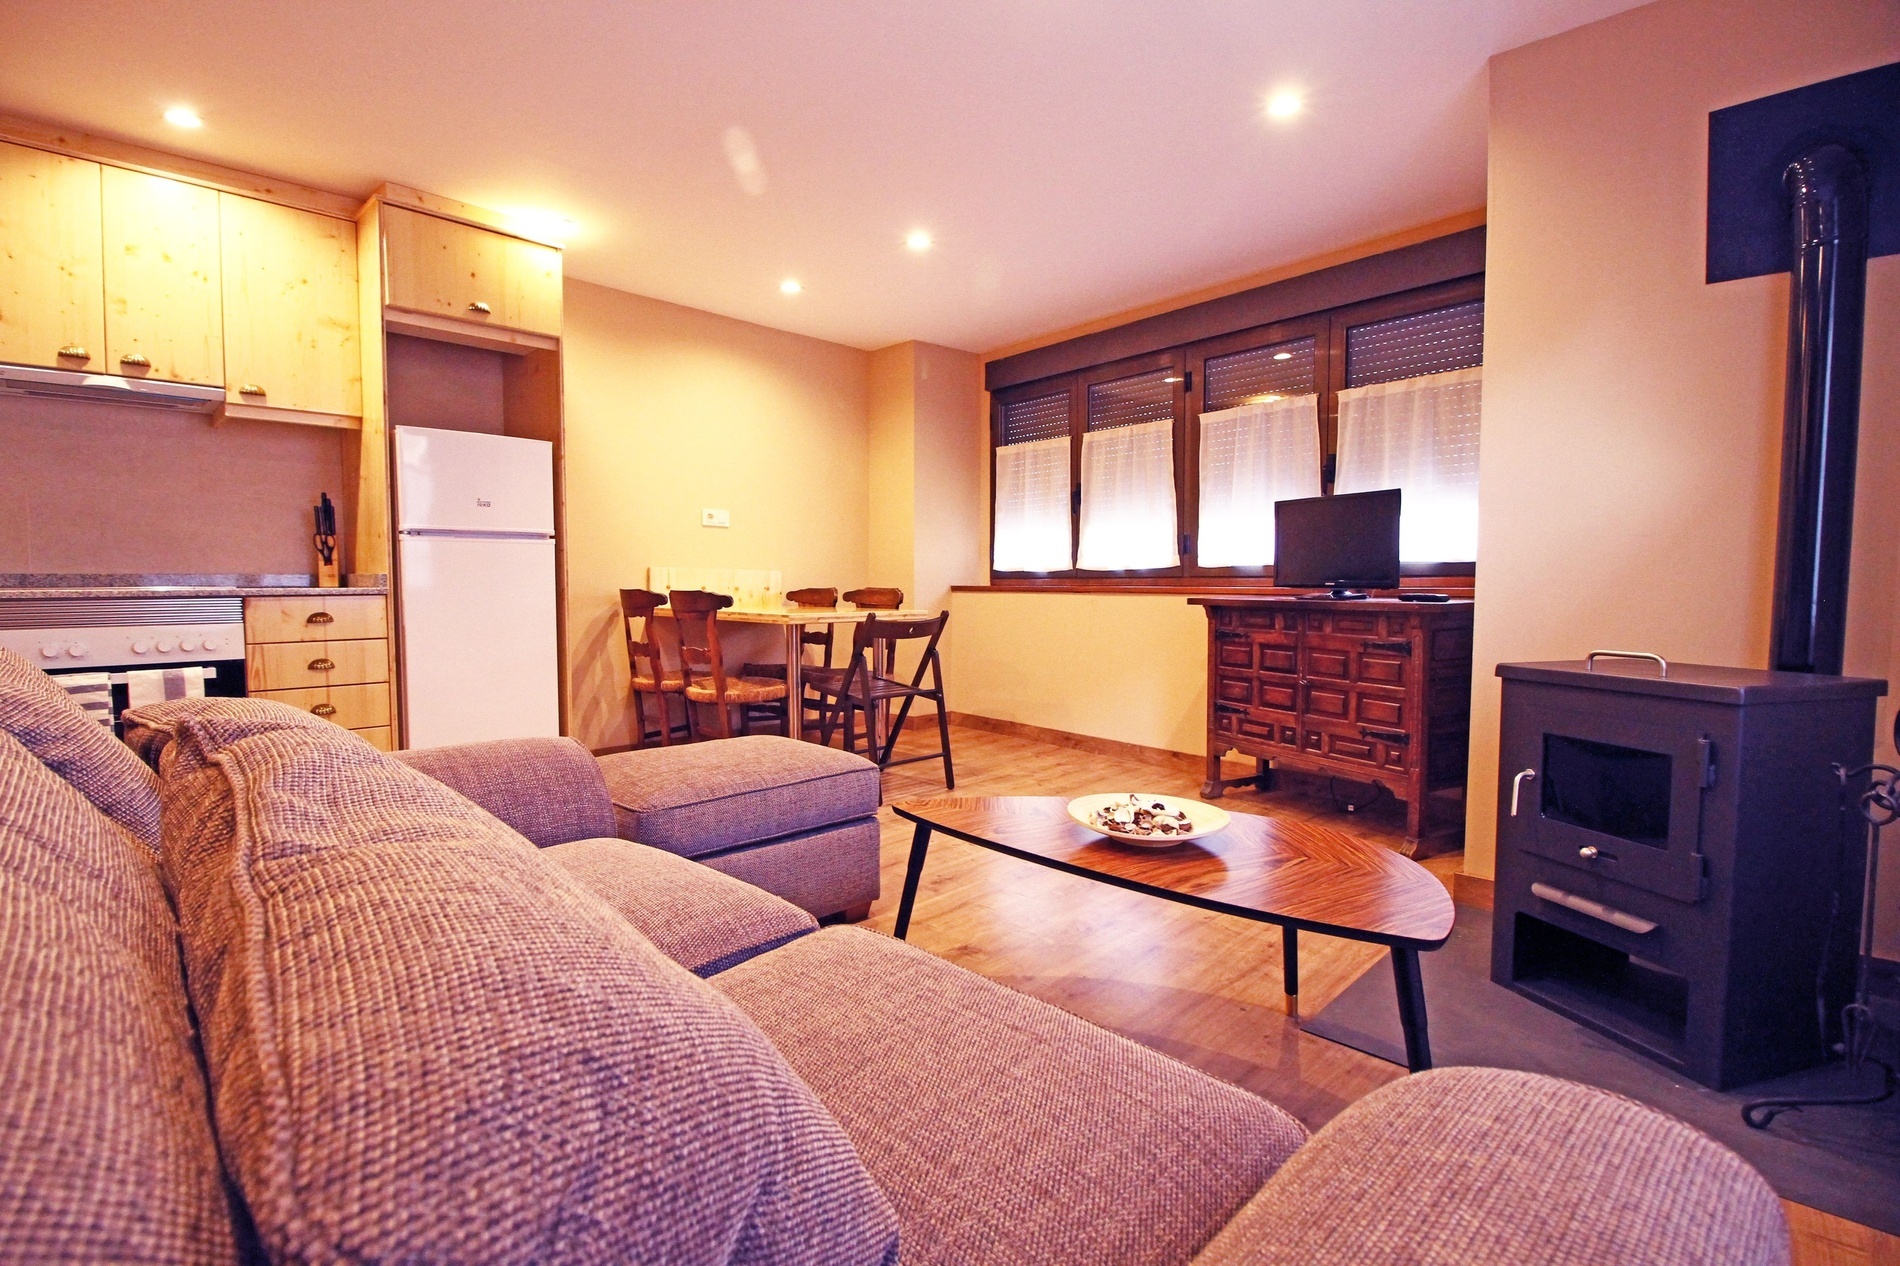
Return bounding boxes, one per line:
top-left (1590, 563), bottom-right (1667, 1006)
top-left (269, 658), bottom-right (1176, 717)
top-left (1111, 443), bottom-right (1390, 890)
top-left (654, 602), bottom-right (932, 744)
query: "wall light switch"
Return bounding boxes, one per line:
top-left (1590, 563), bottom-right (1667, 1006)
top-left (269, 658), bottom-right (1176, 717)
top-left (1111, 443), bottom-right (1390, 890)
top-left (702, 508), bottom-right (731, 528)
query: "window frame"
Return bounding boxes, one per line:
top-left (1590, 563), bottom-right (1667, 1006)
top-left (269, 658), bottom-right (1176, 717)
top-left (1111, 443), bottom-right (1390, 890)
top-left (987, 275), bottom-right (1484, 590)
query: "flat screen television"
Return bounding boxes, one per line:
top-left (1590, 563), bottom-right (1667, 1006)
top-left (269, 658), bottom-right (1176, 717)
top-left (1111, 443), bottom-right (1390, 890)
top-left (1273, 489), bottom-right (1402, 598)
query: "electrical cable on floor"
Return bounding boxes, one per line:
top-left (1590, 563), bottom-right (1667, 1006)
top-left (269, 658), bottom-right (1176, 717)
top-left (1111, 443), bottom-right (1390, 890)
top-left (1328, 777), bottom-right (1389, 815)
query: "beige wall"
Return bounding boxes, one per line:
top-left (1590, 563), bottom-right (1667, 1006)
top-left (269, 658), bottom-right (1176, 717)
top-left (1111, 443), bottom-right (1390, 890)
top-left (0, 396), bottom-right (354, 576)
top-left (1468, 0), bottom-right (1900, 953)
top-left (561, 278), bottom-right (872, 750)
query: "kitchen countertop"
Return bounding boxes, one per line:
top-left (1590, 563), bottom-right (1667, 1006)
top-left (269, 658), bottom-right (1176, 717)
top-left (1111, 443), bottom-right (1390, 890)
top-left (0, 573), bottom-right (388, 599)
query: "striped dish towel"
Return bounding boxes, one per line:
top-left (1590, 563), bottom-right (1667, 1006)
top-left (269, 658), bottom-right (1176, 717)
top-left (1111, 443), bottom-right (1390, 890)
top-left (126, 667), bottom-right (208, 710)
top-left (56, 672), bottom-right (115, 729)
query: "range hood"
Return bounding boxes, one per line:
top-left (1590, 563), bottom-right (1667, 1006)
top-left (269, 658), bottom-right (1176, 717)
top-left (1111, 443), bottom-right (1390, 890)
top-left (0, 363), bottom-right (225, 411)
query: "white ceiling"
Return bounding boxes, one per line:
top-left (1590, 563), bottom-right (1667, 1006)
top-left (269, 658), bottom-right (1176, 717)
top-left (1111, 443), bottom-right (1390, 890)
top-left (0, 0), bottom-right (1650, 353)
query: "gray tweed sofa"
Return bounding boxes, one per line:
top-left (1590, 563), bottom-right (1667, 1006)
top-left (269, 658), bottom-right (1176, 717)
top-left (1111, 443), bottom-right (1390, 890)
top-left (0, 649), bottom-right (1792, 1265)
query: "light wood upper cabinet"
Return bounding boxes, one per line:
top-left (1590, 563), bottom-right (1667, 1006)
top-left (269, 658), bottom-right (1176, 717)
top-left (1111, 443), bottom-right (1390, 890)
top-left (101, 166), bottom-right (222, 385)
top-left (382, 205), bottom-right (561, 338)
top-left (0, 141), bottom-right (105, 371)
top-left (219, 193), bottom-right (361, 418)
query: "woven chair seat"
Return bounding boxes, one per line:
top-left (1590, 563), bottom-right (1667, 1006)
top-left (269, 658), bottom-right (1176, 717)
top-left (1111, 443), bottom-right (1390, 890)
top-left (684, 676), bottom-right (790, 705)
top-left (630, 673), bottom-right (685, 693)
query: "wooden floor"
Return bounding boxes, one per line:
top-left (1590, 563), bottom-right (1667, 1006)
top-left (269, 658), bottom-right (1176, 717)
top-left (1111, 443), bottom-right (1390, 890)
top-left (855, 717), bottom-right (1897, 1266)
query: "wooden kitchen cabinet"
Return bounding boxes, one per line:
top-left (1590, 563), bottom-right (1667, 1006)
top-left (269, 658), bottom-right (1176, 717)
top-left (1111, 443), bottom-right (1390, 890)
top-left (382, 205), bottom-right (562, 338)
top-left (244, 594), bottom-right (387, 644)
top-left (244, 595), bottom-right (393, 744)
top-left (219, 193), bottom-right (362, 421)
top-left (0, 141), bottom-right (105, 372)
top-left (101, 166), bottom-right (223, 385)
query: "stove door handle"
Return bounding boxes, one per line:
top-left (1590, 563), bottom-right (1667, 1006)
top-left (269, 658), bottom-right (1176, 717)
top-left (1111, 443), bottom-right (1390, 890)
top-left (1511, 768), bottom-right (1537, 817)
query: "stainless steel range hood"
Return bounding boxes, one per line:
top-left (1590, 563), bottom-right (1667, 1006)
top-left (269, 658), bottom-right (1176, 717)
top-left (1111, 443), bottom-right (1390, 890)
top-left (0, 363), bottom-right (225, 411)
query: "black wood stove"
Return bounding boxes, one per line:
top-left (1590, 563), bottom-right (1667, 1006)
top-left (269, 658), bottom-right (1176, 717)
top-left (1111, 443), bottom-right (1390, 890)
top-left (1492, 653), bottom-right (1886, 1090)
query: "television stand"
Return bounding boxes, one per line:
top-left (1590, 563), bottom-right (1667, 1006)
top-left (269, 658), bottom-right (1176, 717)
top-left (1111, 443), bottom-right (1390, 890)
top-left (1296, 587), bottom-right (1369, 600)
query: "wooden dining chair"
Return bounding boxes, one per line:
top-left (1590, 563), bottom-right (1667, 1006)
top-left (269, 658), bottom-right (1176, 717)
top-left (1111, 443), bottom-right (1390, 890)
top-left (742, 586), bottom-right (840, 738)
top-left (842, 587), bottom-right (906, 676)
top-left (669, 589), bottom-right (790, 740)
top-left (811, 610), bottom-right (953, 788)
top-left (619, 588), bottom-right (688, 748)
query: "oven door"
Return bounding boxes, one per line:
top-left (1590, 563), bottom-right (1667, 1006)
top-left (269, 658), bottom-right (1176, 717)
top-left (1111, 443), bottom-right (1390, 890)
top-left (43, 657), bottom-right (247, 737)
top-left (1500, 705), bottom-right (1709, 904)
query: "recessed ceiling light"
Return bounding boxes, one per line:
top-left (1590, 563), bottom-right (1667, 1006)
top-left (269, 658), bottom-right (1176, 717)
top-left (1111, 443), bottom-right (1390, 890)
top-left (780, 278), bottom-right (803, 295)
top-left (1272, 351), bottom-right (1293, 361)
top-left (905, 229), bottom-right (933, 252)
top-left (163, 106), bottom-right (203, 129)
top-left (1265, 91), bottom-right (1303, 121)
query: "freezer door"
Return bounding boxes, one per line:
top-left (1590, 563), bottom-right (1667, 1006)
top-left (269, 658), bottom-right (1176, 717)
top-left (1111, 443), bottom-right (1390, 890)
top-left (395, 426), bottom-right (555, 534)
top-left (398, 533), bottom-right (560, 748)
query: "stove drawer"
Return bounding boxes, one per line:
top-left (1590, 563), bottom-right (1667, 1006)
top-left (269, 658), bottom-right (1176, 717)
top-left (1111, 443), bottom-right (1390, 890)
top-left (247, 637), bottom-right (388, 691)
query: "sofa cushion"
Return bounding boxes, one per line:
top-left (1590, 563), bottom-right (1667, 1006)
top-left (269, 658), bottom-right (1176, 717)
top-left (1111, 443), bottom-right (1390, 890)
top-left (146, 697), bottom-right (900, 1266)
top-left (599, 735), bottom-right (880, 857)
top-left (0, 646), bottom-right (161, 848)
top-left (544, 836), bottom-right (817, 975)
top-left (0, 730), bottom-right (240, 1263)
top-left (716, 927), bottom-right (1307, 1266)
top-left (395, 736), bottom-right (617, 847)
top-left (700, 817), bottom-right (882, 918)
top-left (1189, 1066), bottom-right (1790, 1266)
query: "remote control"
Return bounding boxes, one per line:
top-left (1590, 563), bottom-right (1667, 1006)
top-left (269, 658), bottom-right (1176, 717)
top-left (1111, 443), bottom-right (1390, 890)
top-left (1398, 592), bottom-right (1452, 603)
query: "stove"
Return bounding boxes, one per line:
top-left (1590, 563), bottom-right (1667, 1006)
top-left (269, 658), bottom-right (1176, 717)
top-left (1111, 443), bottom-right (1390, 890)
top-left (0, 596), bottom-right (248, 724)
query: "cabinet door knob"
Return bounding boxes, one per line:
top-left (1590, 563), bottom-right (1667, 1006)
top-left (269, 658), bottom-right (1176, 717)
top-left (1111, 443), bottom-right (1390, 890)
top-left (311, 703), bottom-right (338, 718)
top-left (305, 611), bottom-right (335, 625)
top-left (119, 352), bottom-right (151, 368)
top-left (1510, 768), bottom-right (1537, 817)
top-left (307, 657), bottom-right (336, 672)
top-left (468, 301), bottom-right (492, 315)
top-left (57, 345), bottom-right (89, 361)
top-left (1579, 845), bottom-right (1600, 860)
top-left (239, 383), bottom-right (266, 396)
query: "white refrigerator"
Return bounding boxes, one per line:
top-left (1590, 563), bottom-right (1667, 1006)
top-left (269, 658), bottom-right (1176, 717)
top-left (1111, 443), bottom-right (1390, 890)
top-left (395, 426), bottom-right (560, 748)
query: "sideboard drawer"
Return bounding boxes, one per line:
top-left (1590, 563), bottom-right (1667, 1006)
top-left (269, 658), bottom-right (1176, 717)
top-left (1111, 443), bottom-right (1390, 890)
top-left (245, 595), bottom-right (387, 644)
top-left (352, 725), bottom-right (393, 752)
top-left (249, 681), bottom-right (390, 730)
top-left (247, 637), bottom-right (388, 691)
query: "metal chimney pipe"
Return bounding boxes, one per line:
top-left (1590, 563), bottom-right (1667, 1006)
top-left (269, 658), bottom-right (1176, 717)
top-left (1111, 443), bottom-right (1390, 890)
top-left (1769, 143), bottom-right (1871, 676)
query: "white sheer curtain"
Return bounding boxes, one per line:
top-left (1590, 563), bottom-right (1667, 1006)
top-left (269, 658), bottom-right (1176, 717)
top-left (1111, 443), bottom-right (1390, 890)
top-left (991, 435), bottom-right (1073, 572)
top-left (1335, 366), bottom-right (1482, 562)
top-left (1196, 394), bottom-right (1322, 566)
top-left (1077, 418), bottom-right (1179, 571)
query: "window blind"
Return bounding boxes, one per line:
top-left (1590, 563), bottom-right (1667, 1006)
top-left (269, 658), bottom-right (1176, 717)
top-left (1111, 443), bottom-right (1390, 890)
top-left (1077, 418), bottom-right (1179, 571)
top-left (1002, 390), bottom-right (1072, 444)
top-left (991, 436), bottom-right (1073, 572)
top-left (1087, 368), bottom-right (1176, 432)
top-left (1345, 300), bottom-right (1484, 388)
top-left (1203, 337), bottom-right (1318, 412)
top-left (1335, 366), bottom-right (1482, 561)
top-left (1196, 395), bottom-right (1322, 567)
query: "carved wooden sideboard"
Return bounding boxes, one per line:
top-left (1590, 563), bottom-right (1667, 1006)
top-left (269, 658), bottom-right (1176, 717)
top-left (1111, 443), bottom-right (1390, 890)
top-left (1190, 597), bottom-right (1474, 851)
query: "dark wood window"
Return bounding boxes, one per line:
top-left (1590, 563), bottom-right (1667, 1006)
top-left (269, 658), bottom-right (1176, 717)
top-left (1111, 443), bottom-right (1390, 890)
top-left (989, 274), bottom-right (1483, 588)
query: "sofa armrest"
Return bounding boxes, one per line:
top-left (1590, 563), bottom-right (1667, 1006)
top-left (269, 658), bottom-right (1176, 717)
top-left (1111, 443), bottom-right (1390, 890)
top-left (1191, 1067), bottom-right (1789, 1266)
top-left (393, 737), bottom-right (617, 848)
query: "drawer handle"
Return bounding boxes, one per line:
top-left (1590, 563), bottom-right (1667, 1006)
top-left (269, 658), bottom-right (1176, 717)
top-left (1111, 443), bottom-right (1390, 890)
top-left (305, 611), bottom-right (335, 625)
top-left (57, 345), bottom-right (89, 361)
top-left (1360, 727), bottom-right (1410, 746)
top-left (119, 352), bottom-right (151, 368)
top-left (239, 383), bottom-right (266, 396)
top-left (1215, 703), bottom-right (1245, 715)
top-left (1510, 768), bottom-right (1537, 816)
top-left (468, 301), bottom-right (492, 315)
top-left (311, 703), bottom-right (338, 717)
top-left (1215, 630), bottom-right (1246, 642)
top-left (1363, 639), bottom-right (1412, 654)
top-left (1586, 650), bottom-right (1668, 678)
top-left (1530, 882), bottom-right (1657, 934)
top-left (308, 657), bottom-right (336, 672)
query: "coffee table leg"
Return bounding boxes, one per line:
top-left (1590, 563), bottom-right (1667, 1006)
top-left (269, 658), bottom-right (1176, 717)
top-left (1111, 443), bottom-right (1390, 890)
top-left (1392, 947), bottom-right (1431, 1072)
top-left (893, 823), bottom-right (933, 941)
top-left (1282, 927), bottom-right (1299, 997)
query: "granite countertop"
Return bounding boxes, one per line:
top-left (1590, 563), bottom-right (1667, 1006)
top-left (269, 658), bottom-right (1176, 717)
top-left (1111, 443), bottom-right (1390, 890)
top-left (0, 573), bottom-right (389, 599)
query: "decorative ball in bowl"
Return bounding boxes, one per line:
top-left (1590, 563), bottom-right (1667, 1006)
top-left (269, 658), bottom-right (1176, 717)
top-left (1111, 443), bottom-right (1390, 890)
top-left (1067, 793), bottom-right (1230, 846)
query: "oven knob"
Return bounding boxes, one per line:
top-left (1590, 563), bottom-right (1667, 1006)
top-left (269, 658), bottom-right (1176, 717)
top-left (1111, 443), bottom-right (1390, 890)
top-left (67, 643), bottom-right (86, 658)
top-left (1578, 845), bottom-right (1599, 860)
top-left (40, 644), bottom-right (61, 660)
top-left (157, 638), bottom-right (177, 653)
top-left (201, 635), bottom-right (221, 652)
top-left (132, 640), bottom-right (151, 654)
top-left (181, 638), bottom-right (200, 652)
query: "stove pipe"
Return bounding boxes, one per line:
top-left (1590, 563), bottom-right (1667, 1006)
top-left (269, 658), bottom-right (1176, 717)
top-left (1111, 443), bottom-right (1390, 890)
top-left (1770, 143), bottom-right (1872, 676)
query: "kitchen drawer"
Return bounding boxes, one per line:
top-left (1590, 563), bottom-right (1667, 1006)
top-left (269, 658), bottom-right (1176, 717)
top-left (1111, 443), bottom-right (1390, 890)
top-left (247, 637), bottom-right (388, 691)
top-left (245, 595), bottom-right (386, 644)
top-left (352, 725), bottom-right (393, 752)
top-left (250, 682), bottom-right (390, 730)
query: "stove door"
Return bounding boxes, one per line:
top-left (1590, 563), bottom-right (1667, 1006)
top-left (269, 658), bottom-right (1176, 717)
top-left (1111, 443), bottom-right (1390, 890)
top-left (1500, 696), bottom-right (1709, 904)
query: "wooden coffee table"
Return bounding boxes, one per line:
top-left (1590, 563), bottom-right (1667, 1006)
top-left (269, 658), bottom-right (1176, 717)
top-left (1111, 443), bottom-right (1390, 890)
top-left (889, 796), bottom-right (1456, 1072)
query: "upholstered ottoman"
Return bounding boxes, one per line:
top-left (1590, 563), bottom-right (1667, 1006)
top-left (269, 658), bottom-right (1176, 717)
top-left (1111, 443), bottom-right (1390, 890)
top-left (596, 736), bottom-right (883, 920)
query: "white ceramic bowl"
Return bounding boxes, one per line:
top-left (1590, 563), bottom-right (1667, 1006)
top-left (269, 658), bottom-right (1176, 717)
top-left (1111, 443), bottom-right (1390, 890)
top-left (1067, 793), bottom-right (1231, 847)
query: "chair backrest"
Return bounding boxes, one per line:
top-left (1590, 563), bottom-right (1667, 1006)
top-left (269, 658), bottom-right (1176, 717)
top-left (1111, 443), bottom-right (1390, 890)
top-left (668, 589), bottom-right (735, 693)
top-left (842, 610), bottom-right (948, 692)
top-left (619, 588), bottom-right (670, 686)
top-left (786, 587), bottom-right (839, 608)
top-left (843, 587), bottom-right (904, 610)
